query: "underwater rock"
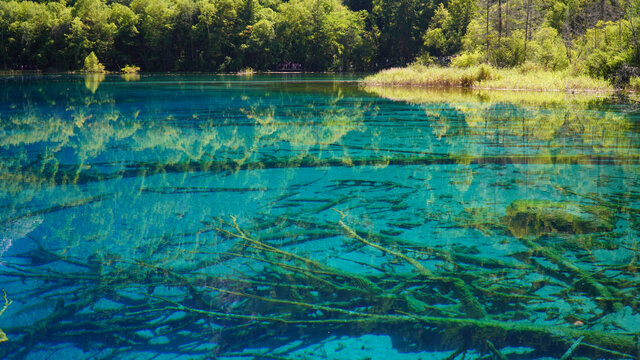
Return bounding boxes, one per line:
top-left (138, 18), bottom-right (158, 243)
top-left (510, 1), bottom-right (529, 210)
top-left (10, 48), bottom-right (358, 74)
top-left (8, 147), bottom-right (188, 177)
top-left (504, 200), bottom-right (615, 237)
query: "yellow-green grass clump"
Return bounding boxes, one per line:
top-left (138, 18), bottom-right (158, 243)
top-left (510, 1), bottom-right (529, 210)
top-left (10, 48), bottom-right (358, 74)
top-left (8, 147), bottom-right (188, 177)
top-left (361, 85), bottom-right (604, 107)
top-left (237, 67), bottom-right (256, 75)
top-left (363, 64), bottom-right (613, 92)
top-left (121, 65), bottom-right (140, 73)
top-left (363, 64), bottom-right (493, 87)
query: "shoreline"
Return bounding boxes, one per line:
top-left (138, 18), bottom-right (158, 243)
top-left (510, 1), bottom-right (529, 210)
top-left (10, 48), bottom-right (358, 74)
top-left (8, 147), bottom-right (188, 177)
top-left (362, 82), bottom-right (624, 95)
top-left (361, 64), bottom-right (624, 94)
top-left (3, 68), bottom-right (637, 94)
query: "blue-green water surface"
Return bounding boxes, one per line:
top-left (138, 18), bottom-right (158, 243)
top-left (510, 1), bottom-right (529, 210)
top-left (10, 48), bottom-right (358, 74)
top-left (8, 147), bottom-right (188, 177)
top-left (1, 74), bottom-right (639, 359)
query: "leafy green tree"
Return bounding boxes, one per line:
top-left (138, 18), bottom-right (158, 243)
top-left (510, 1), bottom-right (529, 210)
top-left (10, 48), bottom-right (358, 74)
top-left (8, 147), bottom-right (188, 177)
top-left (2, 1), bottom-right (58, 68)
top-left (192, 0), bottom-right (239, 71)
top-left (572, 19), bottom-right (635, 80)
top-left (275, 0), bottom-right (313, 66)
top-left (447, 0), bottom-right (476, 50)
top-left (110, 3), bottom-right (140, 68)
top-left (47, 2), bottom-right (73, 70)
top-left (83, 50), bottom-right (105, 72)
top-left (66, 17), bottom-right (89, 69)
top-left (240, 8), bottom-right (277, 69)
top-left (275, 0), bottom-right (367, 70)
top-left (530, 26), bottom-right (568, 70)
top-left (423, 0), bottom-right (477, 58)
top-left (171, 0), bottom-right (198, 70)
top-left (72, 0), bottom-right (117, 67)
top-left (371, 0), bottom-right (435, 66)
top-left (130, 0), bottom-right (176, 70)
top-left (423, 4), bottom-right (451, 56)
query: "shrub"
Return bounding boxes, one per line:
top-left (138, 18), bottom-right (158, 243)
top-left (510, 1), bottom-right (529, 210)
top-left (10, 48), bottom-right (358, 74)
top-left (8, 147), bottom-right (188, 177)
top-left (517, 61), bottom-right (545, 74)
top-left (413, 54), bottom-right (437, 66)
top-left (585, 50), bottom-right (626, 79)
top-left (531, 26), bottom-right (569, 71)
top-left (489, 31), bottom-right (526, 67)
top-left (121, 65), bottom-right (140, 73)
top-left (611, 64), bottom-right (640, 87)
top-left (451, 51), bottom-right (482, 68)
top-left (83, 52), bottom-right (105, 73)
top-left (627, 76), bottom-right (640, 91)
top-left (237, 67), bottom-right (255, 75)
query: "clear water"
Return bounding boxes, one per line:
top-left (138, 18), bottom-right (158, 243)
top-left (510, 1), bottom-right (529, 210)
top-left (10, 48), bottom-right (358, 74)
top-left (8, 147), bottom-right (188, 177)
top-left (0, 74), bottom-right (639, 360)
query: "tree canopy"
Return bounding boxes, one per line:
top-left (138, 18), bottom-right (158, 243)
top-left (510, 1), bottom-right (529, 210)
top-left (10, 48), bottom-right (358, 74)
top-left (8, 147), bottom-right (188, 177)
top-left (1, 0), bottom-right (639, 78)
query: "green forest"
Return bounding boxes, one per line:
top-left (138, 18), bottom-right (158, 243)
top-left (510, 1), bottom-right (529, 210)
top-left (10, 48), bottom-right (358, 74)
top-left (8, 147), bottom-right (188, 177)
top-left (1, 0), bottom-right (640, 81)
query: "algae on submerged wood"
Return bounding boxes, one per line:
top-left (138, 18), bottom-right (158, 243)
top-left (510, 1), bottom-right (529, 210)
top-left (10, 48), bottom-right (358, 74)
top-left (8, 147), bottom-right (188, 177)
top-left (504, 200), bottom-right (616, 237)
top-left (0, 290), bottom-right (12, 343)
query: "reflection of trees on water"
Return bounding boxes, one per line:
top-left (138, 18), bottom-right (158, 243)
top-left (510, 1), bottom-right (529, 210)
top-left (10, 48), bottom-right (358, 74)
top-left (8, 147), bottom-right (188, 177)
top-left (84, 73), bottom-right (106, 93)
top-left (364, 85), bottom-right (637, 155)
top-left (1, 78), bottom-right (366, 169)
top-left (362, 85), bottom-right (640, 238)
top-left (0, 78), bottom-right (368, 259)
top-left (363, 85), bottom-right (640, 183)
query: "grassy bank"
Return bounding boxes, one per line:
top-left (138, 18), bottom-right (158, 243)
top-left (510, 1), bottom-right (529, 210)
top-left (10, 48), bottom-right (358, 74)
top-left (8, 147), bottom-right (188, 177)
top-left (361, 85), bottom-right (606, 107)
top-left (362, 64), bottom-right (614, 92)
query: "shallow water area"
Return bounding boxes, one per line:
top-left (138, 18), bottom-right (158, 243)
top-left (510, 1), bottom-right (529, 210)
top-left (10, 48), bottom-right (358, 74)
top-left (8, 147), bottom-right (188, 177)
top-left (0, 73), bottom-right (639, 360)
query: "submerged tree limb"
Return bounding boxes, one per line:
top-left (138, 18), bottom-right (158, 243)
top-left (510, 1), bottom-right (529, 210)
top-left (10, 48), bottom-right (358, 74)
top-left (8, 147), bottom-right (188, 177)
top-left (214, 218), bottom-right (383, 294)
top-left (0, 290), bottom-right (12, 343)
top-left (335, 209), bottom-right (487, 319)
top-left (2, 212), bottom-right (638, 360)
top-left (334, 209), bottom-right (432, 276)
top-left (139, 297), bottom-right (637, 359)
top-left (519, 237), bottom-right (622, 311)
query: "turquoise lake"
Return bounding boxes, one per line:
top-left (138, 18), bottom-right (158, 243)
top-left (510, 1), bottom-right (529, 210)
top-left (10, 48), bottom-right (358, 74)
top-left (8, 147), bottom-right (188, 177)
top-left (0, 74), bottom-right (639, 359)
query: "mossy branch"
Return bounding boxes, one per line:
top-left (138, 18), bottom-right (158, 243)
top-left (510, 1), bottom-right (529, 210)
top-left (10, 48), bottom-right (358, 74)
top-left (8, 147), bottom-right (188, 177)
top-left (215, 217), bottom-right (383, 294)
top-left (519, 237), bottom-right (620, 311)
top-left (0, 289), bottom-right (12, 343)
top-left (334, 208), bottom-right (432, 276)
top-left (334, 209), bottom-right (486, 319)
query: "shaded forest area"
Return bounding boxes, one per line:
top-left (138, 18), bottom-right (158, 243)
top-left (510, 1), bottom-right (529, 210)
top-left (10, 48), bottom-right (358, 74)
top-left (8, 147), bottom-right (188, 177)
top-left (1, 0), bottom-right (640, 79)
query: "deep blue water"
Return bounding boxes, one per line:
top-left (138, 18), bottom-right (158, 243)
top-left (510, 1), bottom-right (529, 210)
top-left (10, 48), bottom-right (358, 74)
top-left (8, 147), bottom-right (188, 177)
top-left (0, 74), bottom-right (639, 360)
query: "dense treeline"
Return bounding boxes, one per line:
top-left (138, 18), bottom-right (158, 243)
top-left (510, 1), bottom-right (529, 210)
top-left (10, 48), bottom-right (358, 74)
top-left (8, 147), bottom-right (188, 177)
top-left (423, 0), bottom-right (640, 84)
top-left (0, 0), bottom-right (372, 71)
top-left (1, 0), bottom-right (640, 77)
